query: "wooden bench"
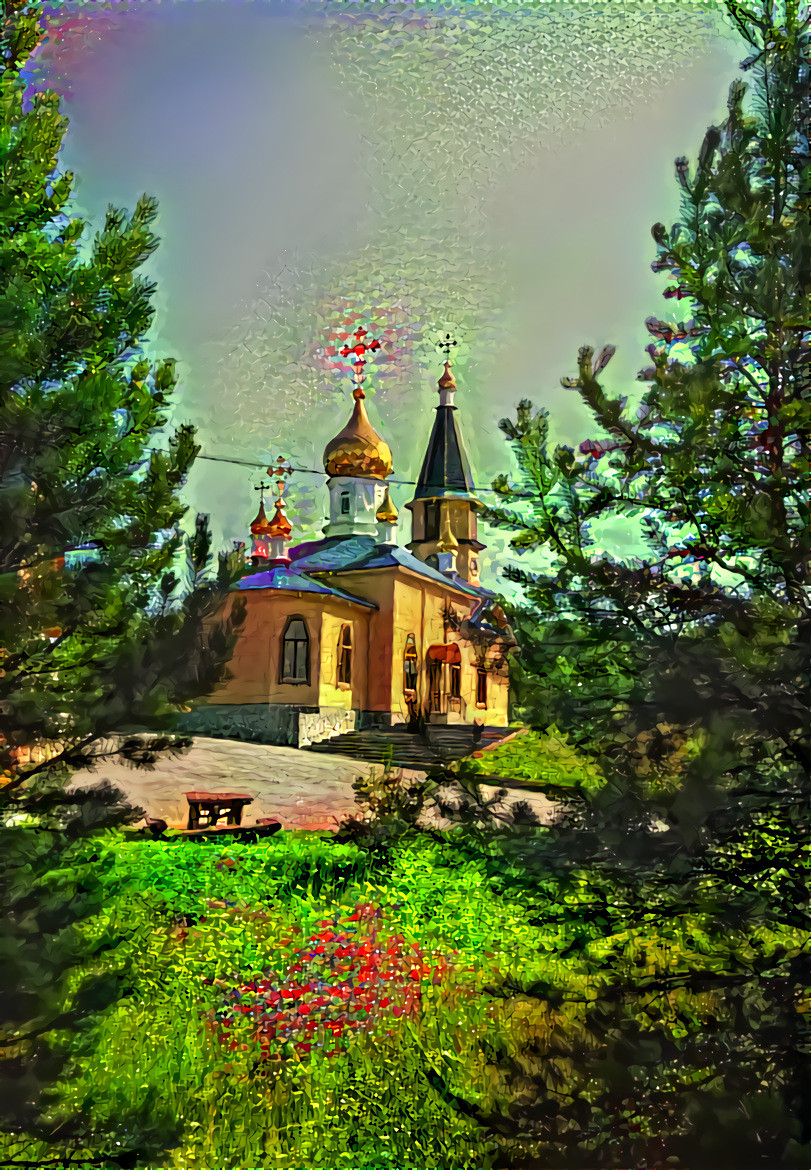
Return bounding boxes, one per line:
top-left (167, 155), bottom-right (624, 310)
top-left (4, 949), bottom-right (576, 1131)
top-left (184, 791), bottom-right (254, 831)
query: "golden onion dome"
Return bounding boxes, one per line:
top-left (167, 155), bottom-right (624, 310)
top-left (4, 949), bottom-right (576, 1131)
top-left (267, 500), bottom-right (292, 540)
top-left (323, 387), bottom-right (393, 481)
top-left (375, 484), bottom-right (398, 524)
top-left (250, 500), bottom-right (274, 536)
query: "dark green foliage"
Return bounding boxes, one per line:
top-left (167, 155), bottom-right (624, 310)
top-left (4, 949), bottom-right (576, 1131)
top-left (443, 1), bottom-right (811, 1165)
top-left (0, 2), bottom-right (243, 1163)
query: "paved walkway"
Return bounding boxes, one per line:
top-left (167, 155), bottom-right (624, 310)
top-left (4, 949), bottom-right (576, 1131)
top-left (96, 737), bottom-right (378, 832)
top-left (92, 737), bottom-right (557, 833)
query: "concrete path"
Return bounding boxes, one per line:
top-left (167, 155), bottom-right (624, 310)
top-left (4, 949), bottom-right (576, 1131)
top-left (91, 737), bottom-right (558, 833)
top-left (94, 737), bottom-right (378, 832)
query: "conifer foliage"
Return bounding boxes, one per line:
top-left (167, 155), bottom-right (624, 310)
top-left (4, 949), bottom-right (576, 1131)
top-left (458, 2), bottom-right (811, 1165)
top-left (0, 2), bottom-right (243, 1162)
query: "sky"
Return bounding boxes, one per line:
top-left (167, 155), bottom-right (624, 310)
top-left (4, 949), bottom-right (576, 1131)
top-left (36, 0), bottom-right (743, 584)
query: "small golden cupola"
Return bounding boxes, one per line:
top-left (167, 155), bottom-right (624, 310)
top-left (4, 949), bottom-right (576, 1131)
top-left (375, 483), bottom-right (399, 544)
top-left (266, 457), bottom-right (294, 565)
top-left (250, 500), bottom-right (273, 538)
top-left (249, 489), bottom-right (274, 564)
top-left (249, 460), bottom-right (294, 566)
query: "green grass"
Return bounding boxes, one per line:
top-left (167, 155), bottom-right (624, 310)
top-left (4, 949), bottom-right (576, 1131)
top-left (4, 831), bottom-right (546, 1170)
top-left (7, 775), bottom-right (805, 1169)
top-left (470, 728), bottom-right (604, 791)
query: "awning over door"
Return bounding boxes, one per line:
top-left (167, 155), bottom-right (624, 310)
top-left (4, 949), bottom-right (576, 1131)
top-left (426, 643), bottom-right (461, 664)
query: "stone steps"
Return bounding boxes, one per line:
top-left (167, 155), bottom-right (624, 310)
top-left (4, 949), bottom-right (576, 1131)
top-left (303, 726), bottom-right (517, 770)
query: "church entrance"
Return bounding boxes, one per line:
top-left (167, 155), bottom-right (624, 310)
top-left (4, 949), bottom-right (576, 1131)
top-left (426, 644), bottom-right (462, 722)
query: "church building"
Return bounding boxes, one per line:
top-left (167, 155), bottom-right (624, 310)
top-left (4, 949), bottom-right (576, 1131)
top-left (195, 350), bottom-right (516, 748)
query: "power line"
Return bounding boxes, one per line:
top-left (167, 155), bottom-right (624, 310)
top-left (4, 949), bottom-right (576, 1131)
top-left (194, 450), bottom-right (504, 495)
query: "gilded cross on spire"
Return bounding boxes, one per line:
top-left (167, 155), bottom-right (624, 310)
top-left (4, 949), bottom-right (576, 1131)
top-left (339, 326), bottom-right (381, 397)
top-left (268, 456), bottom-right (293, 487)
top-left (265, 455), bottom-right (293, 543)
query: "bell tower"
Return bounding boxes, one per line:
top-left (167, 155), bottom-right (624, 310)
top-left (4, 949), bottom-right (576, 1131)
top-left (406, 337), bottom-right (484, 584)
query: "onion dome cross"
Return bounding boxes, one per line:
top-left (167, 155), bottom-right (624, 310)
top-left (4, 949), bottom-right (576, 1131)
top-left (339, 326), bottom-right (381, 388)
top-left (266, 456), bottom-right (293, 539)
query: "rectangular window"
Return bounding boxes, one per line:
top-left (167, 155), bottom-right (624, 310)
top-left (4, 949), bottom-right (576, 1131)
top-left (337, 624), bottom-right (352, 686)
top-left (424, 502), bottom-right (440, 540)
top-left (476, 667), bottom-right (487, 708)
top-left (341, 493), bottom-right (350, 515)
top-left (449, 661), bottom-right (461, 699)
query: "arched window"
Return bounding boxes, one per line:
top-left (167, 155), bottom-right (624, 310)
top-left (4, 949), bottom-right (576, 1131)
top-left (403, 634), bottom-right (418, 694)
top-left (281, 616), bottom-right (309, 684)
top-left (337, 623), bottom-right (352, 686)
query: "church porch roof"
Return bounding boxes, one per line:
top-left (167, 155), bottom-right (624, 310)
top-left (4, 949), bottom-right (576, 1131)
top-left (236, 563), bottom-right (377, 609)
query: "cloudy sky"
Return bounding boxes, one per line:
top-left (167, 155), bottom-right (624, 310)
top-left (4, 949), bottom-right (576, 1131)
top-left (39, 0), bottom-right (741, 578)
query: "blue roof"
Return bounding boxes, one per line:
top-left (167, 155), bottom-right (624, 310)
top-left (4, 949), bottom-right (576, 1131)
top-left (237, 564), bottom-right (377, 609)
top-left (288, 536), bottom-right (492, 601)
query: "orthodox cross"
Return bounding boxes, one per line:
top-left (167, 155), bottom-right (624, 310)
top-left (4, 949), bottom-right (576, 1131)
top-left (436, 332), bottom-right (458, 360)
top-left (339, 326), bottom-right (381, 386)
top-left (267, 456), bottom-right (293, 508)
top-left (254, 479), bottom-right (271, 504)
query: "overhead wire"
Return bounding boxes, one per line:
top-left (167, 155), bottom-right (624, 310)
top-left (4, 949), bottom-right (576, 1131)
top-left (193, 450), bottom-right (505, 495)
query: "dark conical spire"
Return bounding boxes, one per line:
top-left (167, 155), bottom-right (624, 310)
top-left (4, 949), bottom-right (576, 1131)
top-left (411, 361), bottom-right (476, 501)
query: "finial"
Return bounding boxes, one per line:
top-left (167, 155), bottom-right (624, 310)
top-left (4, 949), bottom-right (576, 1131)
top-left (438, 361), bottom-right (456, 390)
top-left (437, 505), bottom-right (459, 553)
top-left (340, 326), bottom-right (381, 400)
top-left (435, 333), bottom-right (459, 405)
top-left (268, 456), bottom-right (293, 483)
top-left (254, 478), bottom-right (271, 502)
top-left (376, 484), bottom-right (398, 524)
top-left (436, 332), bottom-right (458, 360)
top-left (265, 454), bottom-right (293, 560)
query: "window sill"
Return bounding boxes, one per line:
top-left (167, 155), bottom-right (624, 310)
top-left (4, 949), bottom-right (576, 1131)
top-left (336, 682), bottom-right (352, 691)
top-left (281, 679), bottom-right (308, 686)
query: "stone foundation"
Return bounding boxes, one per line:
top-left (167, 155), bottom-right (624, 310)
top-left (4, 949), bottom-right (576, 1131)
top-left (180, 703), bottom-right (365, 747)
top-left (297, 707), bottom-right (357, 747)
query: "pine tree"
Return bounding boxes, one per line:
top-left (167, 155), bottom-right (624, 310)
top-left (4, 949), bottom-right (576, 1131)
top-left (0, 3), bottom-right (243, 1163)
top-left (430, 2), bottom-right (811, 1165)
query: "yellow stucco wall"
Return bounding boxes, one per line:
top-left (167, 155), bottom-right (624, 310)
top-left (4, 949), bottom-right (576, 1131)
top-left (388, 571), bottom-right (509, 726)
top-left (214, 590), bottom-right (370, 708)
top-left (318, 570), bottom-right (396, 713)
top-left (318, 609), bottom-right (369, 712)
top-left (211, 569), bottom-right (510, 727)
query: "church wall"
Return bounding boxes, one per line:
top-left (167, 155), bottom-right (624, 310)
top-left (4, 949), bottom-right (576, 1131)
top-left (211, 590), bottom-right (324, 707)
top-left (320, 570), bottom-right (395, 714)
top-left (388, 574), bottom-right (510, 727)
top-left (317, 605), bottom-right (370, 713)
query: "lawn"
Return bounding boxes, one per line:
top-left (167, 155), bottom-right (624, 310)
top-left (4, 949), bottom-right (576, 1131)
top-left (470, 729), bottom-right (604, 792)
top-left (7, 829), bottom-right (550, 1170)
top-left (6, 759), bottom-right (805, 1170)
